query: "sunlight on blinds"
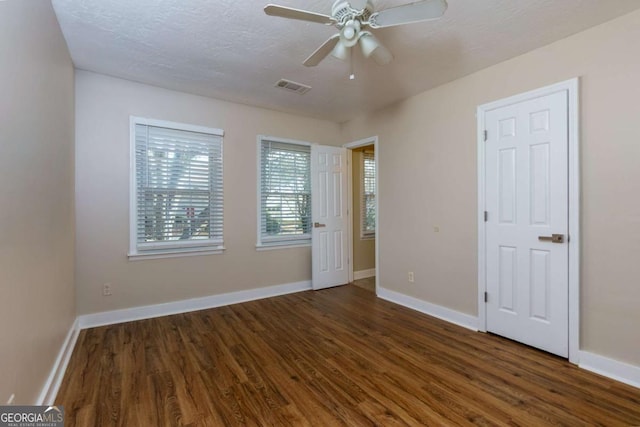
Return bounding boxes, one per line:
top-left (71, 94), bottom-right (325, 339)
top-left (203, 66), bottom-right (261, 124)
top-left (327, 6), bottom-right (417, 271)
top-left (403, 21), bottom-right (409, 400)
top-left (260, 139), bottom-right (311, 244)
top-left (362, 152), bottom-right (376, 237)
top-left (134, 123), bottom-right (223, 251)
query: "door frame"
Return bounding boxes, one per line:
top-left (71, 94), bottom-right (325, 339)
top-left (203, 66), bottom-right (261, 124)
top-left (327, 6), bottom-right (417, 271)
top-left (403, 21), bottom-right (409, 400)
top-left (477, 78), bottom-right (580, 363)
top-left (344, 136), bottom-right (379, 295)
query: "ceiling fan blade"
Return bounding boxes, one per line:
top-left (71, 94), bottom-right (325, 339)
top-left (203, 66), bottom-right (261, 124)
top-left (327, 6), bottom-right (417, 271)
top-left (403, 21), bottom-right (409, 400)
top-left (304, 34), bottom-right (341, 67)
top-left (369, 0), bottom-right (447, 29)
top-left (264, 4), bottom-right (336, 25)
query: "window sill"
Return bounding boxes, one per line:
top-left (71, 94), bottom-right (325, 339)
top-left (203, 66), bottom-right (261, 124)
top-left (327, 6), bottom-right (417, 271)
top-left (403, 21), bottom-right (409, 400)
top-left (128, 246), bottom-right (225, 261)
top-left (255, 242), bottom-right (311, 251)
top-left (360, 235), bottom-right (376, 241)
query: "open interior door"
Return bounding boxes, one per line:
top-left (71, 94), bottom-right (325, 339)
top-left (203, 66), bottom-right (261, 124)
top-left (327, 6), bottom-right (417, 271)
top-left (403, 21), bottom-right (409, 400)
top-left (311, 145), bottom-right (349, 290)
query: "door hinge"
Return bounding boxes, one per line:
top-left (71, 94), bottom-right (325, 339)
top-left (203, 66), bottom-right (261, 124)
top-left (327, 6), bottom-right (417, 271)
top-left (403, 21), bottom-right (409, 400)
top-left (484, 211), bottom-right (488, 222)
top-left (484, 292), bottom-right (488, 303)
top-left (484, 130), bottom-right (488, 141)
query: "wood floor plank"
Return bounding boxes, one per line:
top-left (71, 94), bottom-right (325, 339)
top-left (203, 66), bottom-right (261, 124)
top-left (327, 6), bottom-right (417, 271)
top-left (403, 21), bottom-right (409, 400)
top-left (56, 284), bottom-right (640, 426)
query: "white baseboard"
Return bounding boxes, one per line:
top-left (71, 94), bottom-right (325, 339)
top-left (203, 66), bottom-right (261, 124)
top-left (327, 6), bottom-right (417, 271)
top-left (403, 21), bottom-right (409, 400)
top-left (78, 280), bottom-right (312, 329)
top-left (40, 281), bottom-right (640, 410)
top-left (579, 351), bottom-right (640, 389)
top-left (36, 318), bottom-right (80, 405)
top-left (377, 288), bottom-right (640, 389)
top-left (354, 268), bottom-right (376, 280)
top-left (377, 287), bottom-right (478, 331)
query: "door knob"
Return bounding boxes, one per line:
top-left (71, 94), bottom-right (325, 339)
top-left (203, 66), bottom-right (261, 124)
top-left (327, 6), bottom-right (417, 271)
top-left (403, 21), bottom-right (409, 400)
top-left (314, 222), bottom-right (326, 228)
top-left (538, 234), bottom-right (564, 243)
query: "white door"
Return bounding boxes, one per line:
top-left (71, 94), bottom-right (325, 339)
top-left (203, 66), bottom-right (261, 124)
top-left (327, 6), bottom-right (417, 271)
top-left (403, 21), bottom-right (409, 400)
top-left (484, 90), bottom-right (569, 357)
top-left (311, 145), bottom-right (349, 290)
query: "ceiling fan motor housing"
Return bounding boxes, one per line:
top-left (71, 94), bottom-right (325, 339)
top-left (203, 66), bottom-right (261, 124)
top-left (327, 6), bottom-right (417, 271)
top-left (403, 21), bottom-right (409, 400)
top-left (331, 0), bottom-right (374, 25)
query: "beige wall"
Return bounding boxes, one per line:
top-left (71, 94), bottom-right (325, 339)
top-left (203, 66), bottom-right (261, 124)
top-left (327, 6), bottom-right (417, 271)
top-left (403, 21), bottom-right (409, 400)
top-left (351, 148), bottom-right (376, 272)
top-left (75, 71), bottom-right (341, 315)
top-left (0, 1), bottom-right (75, 403)
top-left (341, 9), bottom-right (640, 366)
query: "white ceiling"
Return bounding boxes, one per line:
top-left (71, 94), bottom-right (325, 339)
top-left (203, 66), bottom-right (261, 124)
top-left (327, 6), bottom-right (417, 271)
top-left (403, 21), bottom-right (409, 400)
top-left (52, 0), bottom-right (640, 122)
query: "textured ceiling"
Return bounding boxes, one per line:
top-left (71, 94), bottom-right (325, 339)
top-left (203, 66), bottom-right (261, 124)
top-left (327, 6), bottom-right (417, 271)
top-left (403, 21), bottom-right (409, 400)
top-left (52, 0), bottom-right (640, 122)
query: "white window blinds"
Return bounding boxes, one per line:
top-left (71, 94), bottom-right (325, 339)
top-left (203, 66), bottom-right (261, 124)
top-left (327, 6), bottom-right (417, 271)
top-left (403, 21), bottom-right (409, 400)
top-left (259, 139), bottom-right (311, 245)
top-left (133, 122), bottom-right (223, 252)
top-left (362, 152), bottom-right (376, 237)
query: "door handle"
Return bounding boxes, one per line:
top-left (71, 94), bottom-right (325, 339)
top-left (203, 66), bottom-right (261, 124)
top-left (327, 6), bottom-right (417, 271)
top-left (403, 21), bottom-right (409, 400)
top-left (538, 234), bottom-right (565, 243)
top-left (314, 222), bottom-right (326, 228)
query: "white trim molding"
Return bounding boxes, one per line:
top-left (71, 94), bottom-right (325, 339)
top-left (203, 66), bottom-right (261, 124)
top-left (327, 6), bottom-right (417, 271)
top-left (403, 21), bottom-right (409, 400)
top-left (476, 78), bottom-right (580, 363)
top-left (78, 281), bottom-right (312, 329)
top-left (255, 242), bottom-right (311, 251)
top-left (128, 247), bottom-right (225, 261)
top-left (579, 351), bottom-right (640, 390)
top-left (378, 287), bottom-right (479, 331)
top-left (354, 268), bottom-right (376, 280)
top-left (37, 318), bottom-right (80, 405)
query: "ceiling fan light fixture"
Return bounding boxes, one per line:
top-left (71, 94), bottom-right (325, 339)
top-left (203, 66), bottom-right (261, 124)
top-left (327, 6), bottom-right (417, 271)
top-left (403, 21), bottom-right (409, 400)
top-left (339, 19), bottom-right (361, 47)
top-left (359, 32), bottom-right (379, 58)
top-left (372, 45), bottom-right (394, 65)
top-left (359, 32), bottom-right (393, 65)
top-left (344, 27), bottom-right (355, 39)
top-left (331, 40), bottom-right (350, 61)
top-left (343, 19), bottom-right (359, 39)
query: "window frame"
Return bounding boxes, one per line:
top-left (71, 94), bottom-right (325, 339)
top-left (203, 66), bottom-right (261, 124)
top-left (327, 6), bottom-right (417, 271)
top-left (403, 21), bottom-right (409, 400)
top-left (128, 116), bottom-right (225, 260)
top-left (360, 151), bottom-right (376, 240)
top-left (256, 135), bottom-right (313, 250)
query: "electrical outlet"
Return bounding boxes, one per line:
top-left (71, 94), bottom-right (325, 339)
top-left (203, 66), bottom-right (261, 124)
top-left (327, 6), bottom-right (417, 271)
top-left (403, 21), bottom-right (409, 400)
top-left (408, 272), bottom-right (415, 283)
top-left (103, 283), bottom-right (112, 297)
top-left (6, 393), bottom-right (15, 405)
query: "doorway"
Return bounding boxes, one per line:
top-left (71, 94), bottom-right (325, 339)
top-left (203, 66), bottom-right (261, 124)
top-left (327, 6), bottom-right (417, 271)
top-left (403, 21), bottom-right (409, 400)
top-left (344, 137), bottom-right (379, 294)
top-left (477, 79), bottom-right (580, 361)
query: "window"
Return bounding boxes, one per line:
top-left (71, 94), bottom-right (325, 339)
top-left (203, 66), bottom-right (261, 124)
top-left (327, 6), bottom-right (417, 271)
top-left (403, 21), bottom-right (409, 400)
top-left (130, 117), bottom-right (224, 258)
top-left (361, 151), bottom-right (376, 238)
top-left (258, 137), bottom-right (311, 248)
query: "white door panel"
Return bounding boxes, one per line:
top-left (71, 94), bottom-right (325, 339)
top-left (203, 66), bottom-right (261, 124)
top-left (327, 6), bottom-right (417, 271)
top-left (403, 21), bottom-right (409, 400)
top-left (485, 91), bottom-right (569, 357)
top-left (312, 145), bottom-right (349, 290)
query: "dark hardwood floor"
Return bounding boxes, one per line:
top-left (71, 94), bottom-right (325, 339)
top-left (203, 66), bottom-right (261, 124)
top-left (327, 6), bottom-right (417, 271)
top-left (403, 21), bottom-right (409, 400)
top-left (352, 277), bottom-right (376, 293)
top-left (56, 285), bottom-right (640, 426)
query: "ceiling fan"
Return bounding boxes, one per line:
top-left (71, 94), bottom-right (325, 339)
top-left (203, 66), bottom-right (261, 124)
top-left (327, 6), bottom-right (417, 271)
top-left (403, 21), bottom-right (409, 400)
top-left (264, 0), bottom-right (448, 68)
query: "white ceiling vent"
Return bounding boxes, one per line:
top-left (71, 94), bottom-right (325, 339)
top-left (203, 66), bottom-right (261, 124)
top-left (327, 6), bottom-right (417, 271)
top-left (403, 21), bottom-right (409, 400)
top-left (275, 79), bottom-right (311, 95)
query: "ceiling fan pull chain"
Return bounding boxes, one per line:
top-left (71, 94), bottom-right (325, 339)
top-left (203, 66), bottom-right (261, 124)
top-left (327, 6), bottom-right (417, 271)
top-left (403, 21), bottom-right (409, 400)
top-left (350, 46), bottom-right (356, 80)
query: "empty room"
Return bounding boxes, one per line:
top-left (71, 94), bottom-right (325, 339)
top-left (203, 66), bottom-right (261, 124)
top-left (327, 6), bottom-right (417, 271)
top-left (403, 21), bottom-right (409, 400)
top-left (1, 0), bottom-right (640, 425)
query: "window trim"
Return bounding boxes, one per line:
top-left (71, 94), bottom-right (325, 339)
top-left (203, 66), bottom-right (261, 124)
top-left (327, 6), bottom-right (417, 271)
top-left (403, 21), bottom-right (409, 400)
top-left (360, 151), bottom-right (376, 240)
top-left (256, 135), bottom-right (313, 250)
top-left (128, 116), bottom-right (225, 260)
